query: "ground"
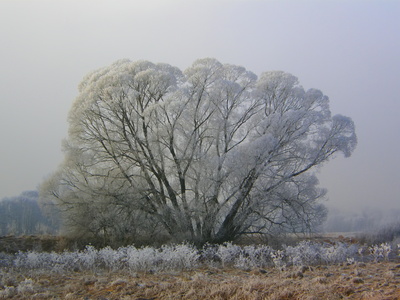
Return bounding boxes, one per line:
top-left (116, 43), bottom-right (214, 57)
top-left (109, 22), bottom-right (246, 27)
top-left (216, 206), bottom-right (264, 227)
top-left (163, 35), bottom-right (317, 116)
top-left (1, 261), bottom-right (400, 299)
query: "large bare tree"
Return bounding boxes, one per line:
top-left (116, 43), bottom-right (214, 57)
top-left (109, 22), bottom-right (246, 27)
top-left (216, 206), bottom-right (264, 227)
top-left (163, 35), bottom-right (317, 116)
top-left (41, 58), bottom-right (357, 245)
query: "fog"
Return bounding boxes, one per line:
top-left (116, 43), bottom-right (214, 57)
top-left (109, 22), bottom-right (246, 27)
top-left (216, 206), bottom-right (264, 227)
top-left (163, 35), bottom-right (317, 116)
top-left (1, 0), bottom-right (399, 217)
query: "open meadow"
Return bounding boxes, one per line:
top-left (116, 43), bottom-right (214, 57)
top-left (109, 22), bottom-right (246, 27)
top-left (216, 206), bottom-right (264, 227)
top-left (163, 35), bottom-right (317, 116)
top-left (1, 261), bottom-right (400, 299)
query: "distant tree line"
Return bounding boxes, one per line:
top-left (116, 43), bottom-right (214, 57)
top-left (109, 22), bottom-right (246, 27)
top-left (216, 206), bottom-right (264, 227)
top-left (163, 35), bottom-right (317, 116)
top-left (324, 207), bottom-right (400, 233)
top-left (0, 191), bottom-right (60, 236)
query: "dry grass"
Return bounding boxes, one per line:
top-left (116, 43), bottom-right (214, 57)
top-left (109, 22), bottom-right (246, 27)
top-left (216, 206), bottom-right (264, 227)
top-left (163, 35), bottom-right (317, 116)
top-left (1, 261), bottom-right (400, 299)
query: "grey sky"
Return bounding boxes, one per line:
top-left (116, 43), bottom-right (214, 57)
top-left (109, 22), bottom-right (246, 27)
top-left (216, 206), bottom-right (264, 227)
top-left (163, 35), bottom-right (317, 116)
top-left (1, 0), bottom-right (399, 213)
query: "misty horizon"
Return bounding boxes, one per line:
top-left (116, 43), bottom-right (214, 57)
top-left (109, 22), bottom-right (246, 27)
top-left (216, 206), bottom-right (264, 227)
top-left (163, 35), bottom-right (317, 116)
top-left (1, 0), bottom-right (399, 217)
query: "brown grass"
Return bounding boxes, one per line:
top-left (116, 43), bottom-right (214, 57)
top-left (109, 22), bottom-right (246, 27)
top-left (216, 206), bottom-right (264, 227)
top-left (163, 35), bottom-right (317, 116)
top-left (1, 261), bottom-right (400, 299)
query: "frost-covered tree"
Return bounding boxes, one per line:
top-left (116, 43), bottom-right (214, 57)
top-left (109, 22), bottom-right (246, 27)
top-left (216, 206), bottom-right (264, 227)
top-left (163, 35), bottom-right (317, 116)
top-left (41, 58), bottom-right (356, 245)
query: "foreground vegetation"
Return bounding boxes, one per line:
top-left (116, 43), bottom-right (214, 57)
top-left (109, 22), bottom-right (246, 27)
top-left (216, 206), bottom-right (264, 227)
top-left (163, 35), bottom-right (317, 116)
top-left (1, 259), bottom-right (400, 299)
top-left (1, 237), bottom-right (400, 299)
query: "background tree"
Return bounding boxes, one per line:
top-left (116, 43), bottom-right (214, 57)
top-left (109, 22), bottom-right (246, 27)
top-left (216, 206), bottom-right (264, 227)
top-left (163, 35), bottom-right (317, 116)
top-left (41, 58), bottom-right (357, 245)
top-left (0, 191), bottom-right (59, 236)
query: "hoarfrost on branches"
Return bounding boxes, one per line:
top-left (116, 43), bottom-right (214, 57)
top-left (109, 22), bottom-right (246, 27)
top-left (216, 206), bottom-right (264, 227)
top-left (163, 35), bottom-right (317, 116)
top-left (41, 58), bottom-right (357, 245)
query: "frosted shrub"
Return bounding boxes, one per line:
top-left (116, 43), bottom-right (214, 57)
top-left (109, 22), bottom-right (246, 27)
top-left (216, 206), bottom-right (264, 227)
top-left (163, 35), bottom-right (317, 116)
top-left (200, 243), bottom-right (220, 266)
top-left (71, 245), bottom-right (126, 272)
top-left (158, 244), bottom-right (199, 270)
top-left (234, 245), bottom-right (273, 269)
top-left (369, 243), bottom-right (391, 262)
top-left (77, 245), bottom-right (98, 271)
top-left (321, 243), bottom-right (358, 264)
top-left (369, 244), bottom-right (383, 262)
top-left (55, 251), bottom-right (81, 272)
top-left (271, 250), bottom-right (285, 269)
top-left (97, 246), bottom-right (126, 272)
top-left (46, 251), bottom-right (74, 272)
top-left (285, 241), bottom-right (323, 266)
top-left (233, 253), bottom-right (251, 270)
top-left (216, 243), bottom-right (242, 267)
top-left (382, 243), bottom-right (392, 260)
top-left (234, 246), bottom-right (257, 270)
top-left (358, 245), bottom-right (367, 259)
top-left (126, 246), bottom-right (158, 272)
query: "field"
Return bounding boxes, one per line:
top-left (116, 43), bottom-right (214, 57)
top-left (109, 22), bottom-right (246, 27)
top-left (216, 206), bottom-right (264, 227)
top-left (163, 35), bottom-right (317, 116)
top-left (1, 261), bottom-right (400, 299)
top-left (1, 236), bottom-right (400, 299)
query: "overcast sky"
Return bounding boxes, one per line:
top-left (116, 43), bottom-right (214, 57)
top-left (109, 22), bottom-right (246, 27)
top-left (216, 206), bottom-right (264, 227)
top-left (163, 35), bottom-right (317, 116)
top-left (1, 0), bottom-right (399, 214)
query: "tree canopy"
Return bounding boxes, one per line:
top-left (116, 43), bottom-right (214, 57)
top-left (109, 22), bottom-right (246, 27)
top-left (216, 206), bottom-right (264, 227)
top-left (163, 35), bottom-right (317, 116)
top-left (41, 58), bottom-right (357, 245)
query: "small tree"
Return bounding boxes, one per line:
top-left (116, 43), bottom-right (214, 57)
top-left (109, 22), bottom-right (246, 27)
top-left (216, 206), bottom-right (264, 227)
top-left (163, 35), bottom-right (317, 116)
top-left (41, 58), bottom-right (356, 245)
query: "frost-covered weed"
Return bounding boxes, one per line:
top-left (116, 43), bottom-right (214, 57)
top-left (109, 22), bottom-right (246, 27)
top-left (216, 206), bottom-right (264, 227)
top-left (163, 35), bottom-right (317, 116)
top-left (126, 246), bottom-right (159, 272)
top-left (234, 245), bottom-right (273, 269)
top-left (217, 242), bottom-right (242, 267)
top-left (199, 243), bottom-right (220, 266)
top-left (243, 245), bottom-right (273, 268)
top-left (16, 278), bottom-right (35, 295)
top-left (369, 244), bottom-right (383, 262)
top-left (382, 243), bottom-right (392, 260)
top-left (78, 245), bottom-right (98, 271)
top-left (285, 241), bottom-right (322, 266)
top-left (346, 257), bottom-right (355, 265)
top-left (97, 246), bottom-right (126, 271)
top-left (213, 243), bottom-right (273, 269)
top-left (369, 243), bottom-right (391, 262)
top-left (358, 245), bottom-right (367, 259)
top-left (271, 250), bottom-right (286, 269)
top-left (158, 244), bottom-right (199, 270)
top-left (321, 243), bottom-right (358, 264)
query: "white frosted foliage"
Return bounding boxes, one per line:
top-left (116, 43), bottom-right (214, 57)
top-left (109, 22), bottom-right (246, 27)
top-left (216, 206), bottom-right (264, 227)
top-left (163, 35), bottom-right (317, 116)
top-left (41, 58), bottom-right (357, 244)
